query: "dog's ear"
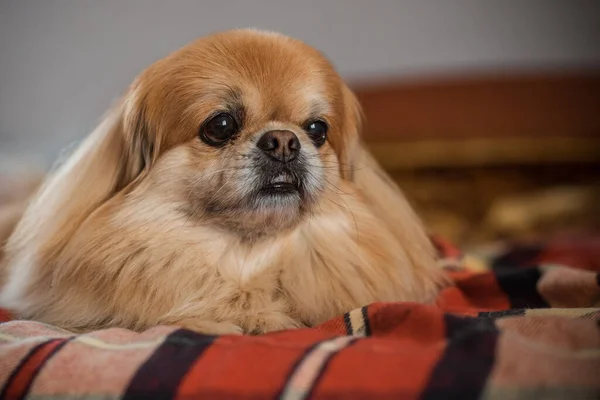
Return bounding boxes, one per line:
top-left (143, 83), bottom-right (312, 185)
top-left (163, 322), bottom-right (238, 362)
top-left (49, 85), bottom-right (154, 203)
top-left (119, 89), bottom-right (155, 187)
top-left (333, 84), bottom-right (363, 181)
top-left (4, 87), bottom-right (154, 263)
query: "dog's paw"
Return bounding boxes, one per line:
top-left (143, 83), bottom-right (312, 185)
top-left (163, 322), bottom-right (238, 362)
top-left (247, 312), bottom-right (305, 335)
top-left (176, 319), bottom-right (244, 336)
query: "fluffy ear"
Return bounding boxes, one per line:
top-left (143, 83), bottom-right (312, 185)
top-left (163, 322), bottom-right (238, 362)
top-left (4, 89), bottom-right (153, 264)
top-left (332, 84), bottom-right (363, 181)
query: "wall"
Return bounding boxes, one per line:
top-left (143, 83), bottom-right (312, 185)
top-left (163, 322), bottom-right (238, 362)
top-left (1, 0), bottom-right (599, 167)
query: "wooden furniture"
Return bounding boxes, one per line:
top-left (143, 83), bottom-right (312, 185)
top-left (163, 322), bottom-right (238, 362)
top-left (352, 72), bottom-right (600, 245)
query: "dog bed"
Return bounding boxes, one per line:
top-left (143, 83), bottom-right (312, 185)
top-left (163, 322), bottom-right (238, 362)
top-left (1, 236), bottom-right (599, 399)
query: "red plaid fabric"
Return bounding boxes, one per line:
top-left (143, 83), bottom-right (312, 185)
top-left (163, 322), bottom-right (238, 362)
top-left (1, 236), bottom-right (599, 399)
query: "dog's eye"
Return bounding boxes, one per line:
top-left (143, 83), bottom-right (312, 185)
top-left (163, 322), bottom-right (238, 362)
top-left (304, 120), bottom-right (328, 147)
top-left (200, 113), bottom-right (239, 146)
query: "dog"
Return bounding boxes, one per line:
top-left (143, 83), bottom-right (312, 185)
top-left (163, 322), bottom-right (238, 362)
top-left (0, 29), bottom-right (446, 335)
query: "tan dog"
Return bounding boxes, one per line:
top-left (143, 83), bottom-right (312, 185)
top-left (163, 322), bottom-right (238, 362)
top-left (0, 30), bottom-right (446, 335)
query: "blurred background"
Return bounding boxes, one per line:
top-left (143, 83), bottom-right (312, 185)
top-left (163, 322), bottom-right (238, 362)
top-left (1, 0), bottom-right (599, 247)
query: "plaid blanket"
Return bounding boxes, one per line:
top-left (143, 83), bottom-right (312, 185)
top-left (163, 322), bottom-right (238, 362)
top-left (1, 236), bottom-right (599, 399)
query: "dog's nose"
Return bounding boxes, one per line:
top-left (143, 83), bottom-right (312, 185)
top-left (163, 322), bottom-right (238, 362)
top-left (256, 130), bottom-right (301, 162)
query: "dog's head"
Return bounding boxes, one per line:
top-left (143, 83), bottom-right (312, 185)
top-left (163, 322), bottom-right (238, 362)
top-left (89, 29), bottom-right (362, 235)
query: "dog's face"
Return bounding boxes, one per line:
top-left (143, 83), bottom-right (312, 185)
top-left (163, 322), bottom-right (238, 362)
top-left (122, 30), bottom-right (361, 235)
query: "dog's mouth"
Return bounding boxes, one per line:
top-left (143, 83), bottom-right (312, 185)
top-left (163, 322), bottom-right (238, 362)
top-left (259, 171), bottom-right (299, 196)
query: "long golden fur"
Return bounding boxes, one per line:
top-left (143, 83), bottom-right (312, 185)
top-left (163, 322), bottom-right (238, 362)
top-left (0, 29), bottom-right (446, 335)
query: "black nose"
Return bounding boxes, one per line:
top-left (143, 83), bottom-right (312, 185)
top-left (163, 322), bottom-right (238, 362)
top-left (256, 130), bottom-right (301, 162)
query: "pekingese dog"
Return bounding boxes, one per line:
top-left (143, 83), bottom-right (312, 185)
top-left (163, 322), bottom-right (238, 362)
top-left (0, 29), bottom-right (446, 335)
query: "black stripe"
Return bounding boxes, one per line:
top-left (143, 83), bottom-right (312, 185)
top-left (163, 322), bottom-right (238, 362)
top-left (0, 341), bottom-right (49, 400)
top-left (494, 267), bottom-right (549, 308)
top-left (420, 314), bottom-right (498, 400)
top-left (0, 338), bottom-right (71, 400)
top-left (360, 306), bottom-right (371, 336)
top-left (491, 243), bottom-right (542, 269)
top-left (596, 273), bottom-right (600, 327)
top-left (343, 312), bottom-right (353, 335)
top-left (477, 309), bottom-right (526, 320)
top-left (122, 329), bottom-right (215, 400)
